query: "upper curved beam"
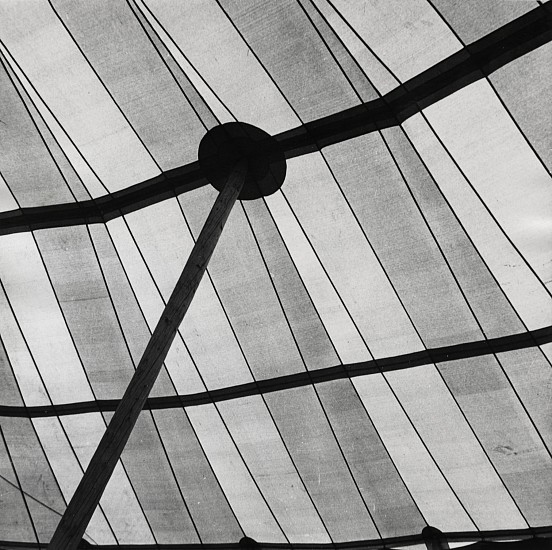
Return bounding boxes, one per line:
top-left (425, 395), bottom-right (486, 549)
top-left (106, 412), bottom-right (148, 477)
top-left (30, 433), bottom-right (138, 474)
top-left (0, 4), bottom-right (550, 236)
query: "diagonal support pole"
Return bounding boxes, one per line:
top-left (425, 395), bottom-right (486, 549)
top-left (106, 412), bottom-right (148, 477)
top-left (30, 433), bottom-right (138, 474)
top-left (48, 160), bottom-right (247, 550)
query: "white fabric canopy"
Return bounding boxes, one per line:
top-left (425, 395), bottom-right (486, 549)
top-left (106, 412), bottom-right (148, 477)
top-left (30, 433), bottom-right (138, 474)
top-left (0, 1), bottom-right (550, 547)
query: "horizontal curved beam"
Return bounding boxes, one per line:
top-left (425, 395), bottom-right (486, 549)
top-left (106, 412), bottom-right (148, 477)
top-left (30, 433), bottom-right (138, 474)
top-left (0, 4), bottom-right (550, 236)
top-left (0, 525), bottom-right (551, 549)
top-left (2, 325), bottom-right (549, 419)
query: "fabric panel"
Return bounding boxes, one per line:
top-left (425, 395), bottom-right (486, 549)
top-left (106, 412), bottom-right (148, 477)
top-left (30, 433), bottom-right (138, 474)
top-left (439, 355), bottom-right (552, 526)
top-left (244, 199), bottom-right (339, 371)
top-left (0, 0), bottom-right (158, 192)
top-left (491, 41), bottom-right (552, 173)
top-left (219, 396), bottom-right (330, 543)
top-left (51, 0), bottom-right (206, 171)
top-left (220, 0), bottom-right (361, 122)
top-left (180, 187), bottom-right (305, 381)
top-left (424, 80), bottom-right (552, 291)
top-left (315, 378), bottom-right (425, 536)
top-left (145, 0), bottom-right (298, 134)
top-left (430, 0), bottom-right (537, 43)
top-left (282, 152), bottom-right (422, 358)
top-left (402, 112), bottom-right (552, 330)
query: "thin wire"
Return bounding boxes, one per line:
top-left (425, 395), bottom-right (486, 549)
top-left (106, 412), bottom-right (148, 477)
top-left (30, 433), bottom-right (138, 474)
top-left (0, 352), bottom-right (41, 545)
top-left (0, 443), bottom-right (102, 545)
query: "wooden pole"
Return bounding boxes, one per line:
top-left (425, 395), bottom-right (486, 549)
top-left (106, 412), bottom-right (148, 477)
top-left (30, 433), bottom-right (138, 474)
top-left (48, 160), bottom-right (247, 549)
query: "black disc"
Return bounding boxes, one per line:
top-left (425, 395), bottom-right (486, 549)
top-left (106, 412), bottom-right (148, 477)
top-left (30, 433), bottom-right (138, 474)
top-left (198, 122), bottom-right (286, 200)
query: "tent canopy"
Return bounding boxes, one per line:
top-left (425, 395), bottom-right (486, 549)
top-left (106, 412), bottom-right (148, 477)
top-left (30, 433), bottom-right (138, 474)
top-left (0, 1), bottom-right (550, 548)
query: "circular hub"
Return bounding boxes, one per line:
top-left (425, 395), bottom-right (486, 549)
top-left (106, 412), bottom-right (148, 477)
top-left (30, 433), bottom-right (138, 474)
top-left (198, 122), bottom-right (286, 200)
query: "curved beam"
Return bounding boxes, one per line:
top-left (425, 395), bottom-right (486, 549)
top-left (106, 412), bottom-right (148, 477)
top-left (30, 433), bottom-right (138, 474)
top-left (0, 4), bottom-right (550, 236)
top-left (0, 525), bottom-right (551, 549)
top-left (1, 325), bottom-right (549, 419)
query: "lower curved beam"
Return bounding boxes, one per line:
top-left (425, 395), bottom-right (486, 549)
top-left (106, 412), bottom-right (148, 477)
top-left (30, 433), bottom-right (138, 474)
top-left (1, 325), bottom-right (550, 419)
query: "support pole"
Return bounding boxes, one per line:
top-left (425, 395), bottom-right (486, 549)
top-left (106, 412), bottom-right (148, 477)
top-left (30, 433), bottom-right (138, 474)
top-left (48, 160), bottom-right (247, 550)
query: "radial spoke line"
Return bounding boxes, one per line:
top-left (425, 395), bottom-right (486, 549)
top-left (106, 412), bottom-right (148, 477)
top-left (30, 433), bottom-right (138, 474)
top-left (0, 38), bottom-right (112, 198)
top-left (47, 0), bottom-right (163, 176)
top-left (135, 0), bottom-right (235, 122)
top-left (0, 52), bottom-right (83, 205)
